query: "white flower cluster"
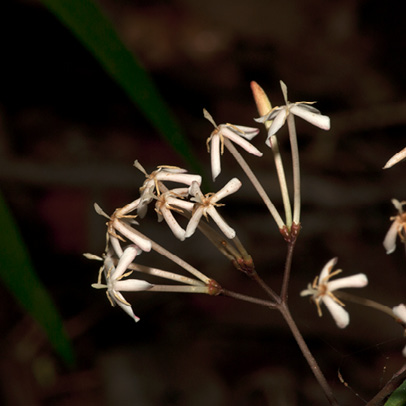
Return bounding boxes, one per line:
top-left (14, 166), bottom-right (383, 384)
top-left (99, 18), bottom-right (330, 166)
top-left (87, 80), bottom-right (333, 322)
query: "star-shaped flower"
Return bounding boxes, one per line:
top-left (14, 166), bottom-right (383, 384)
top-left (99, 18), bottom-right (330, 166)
top-left (203, 109), bottom-right (262, 181)
top-left (155, 187), bottom-right (195, 241)
top-left (134, 161), bottom-right (202, 217)
top-left (92, 246), bottom-right (153, 322)
top-left (383, 199), bottom-right (406, 254)
top-left (300, 258), bottom-right (368, 328)
top-left (255, 81), bottom-right (330, 147)
top-left (186, 178), bottom-right (242, 239)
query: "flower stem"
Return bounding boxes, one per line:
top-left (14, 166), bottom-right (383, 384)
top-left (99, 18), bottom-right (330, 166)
top-left (286, 115), bottom-right (301, 225)
top-left (125, 262), bottom-right (205, 286)
top-left (269, 134), bottom-right (292, 228)
top-left (148, 285), bottom-right (210, 293)
top-left (221, 288), bottom-right (277, 308)
top-left (335, 291), bottom-right (396, 318)
top-left (114, 220), bottom-right (211, 284)
top-left (224, 138), bottom-right (285, 229)
top-left (280, 237), bottom-right (297, 303)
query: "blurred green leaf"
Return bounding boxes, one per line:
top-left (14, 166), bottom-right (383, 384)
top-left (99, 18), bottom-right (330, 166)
top-left (0, 191), bottom-right (74, 366)
top-left (40, 0), bottom-right (201, 173)
top-left (384, 379), bottom-right (406, 406)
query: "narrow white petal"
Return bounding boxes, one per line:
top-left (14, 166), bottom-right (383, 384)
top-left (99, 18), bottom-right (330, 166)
top-left (156, 171), bottom-right (202, 186)
top-left (113, 291), bottom-right (140, 322)
top-left (210, 134), bottom-right (222, 181)
top-left (203, 108), bottom-right (217, 127)
top-left (166, 196), bottom-right (194, 212)
top-left (189, 181), bottom-right (204, 201)
top-left (110, 235), bottom-right (124, 257)
top-left (212, 178), bottom-right (242, 203)
top-left (207, 207), bottom-right (236, 239)
top-left (185, 206), bottom-right (204, 238)
top-left (290, 104), bottom-right (330, 130)
top-left (383, 219), bottom-right (400, 254)
top-left (328, 273), bottom-right (368, 291)
top-left (221, 127), bottom-right (263, 156)
top-left (322, 295), bottom-right (349, 328)
top-left (280, 80), bottom-right (288, 104)
top-left (115, 279), bottom-right (153, 292)
top-left (267, 109), bottom-right (287, 136)
top-left (393, 304), bottom-right (406, 323)
top-left (384, 147), bottom-right (406, 169)
top-left (83, 253), bottom-right (103, 261)
top-left (224, 125), bottom-right (260, 140)
top-left (113, 219), bottom-right (152, 252)
top-left (111, 245), bottom-right (138, 280)
top-left (160, 206), bottom-right (186, 241)
top-left (319, 257), bottom-right (338, 281)
top-left (133, 160), bottom-right (147, 175)
top-left (392, 199), bottom-right (404, 212)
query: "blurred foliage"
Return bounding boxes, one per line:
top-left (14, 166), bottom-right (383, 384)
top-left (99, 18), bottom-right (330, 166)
top-left (0, 189), bottom-right (74, 366)
top-left (0, 0), bottom-right (202, 367)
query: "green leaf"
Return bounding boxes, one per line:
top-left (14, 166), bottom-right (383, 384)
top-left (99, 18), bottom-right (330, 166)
top-left (385, 379), bottom-right (406, 406)
top-left (0, 191), bottom-right (74, 366)
top-left (39, 0), bottom-right (201, 173)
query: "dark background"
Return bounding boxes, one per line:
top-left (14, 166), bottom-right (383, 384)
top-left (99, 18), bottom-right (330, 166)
top-left (0, 0), bottom-right (406, 405)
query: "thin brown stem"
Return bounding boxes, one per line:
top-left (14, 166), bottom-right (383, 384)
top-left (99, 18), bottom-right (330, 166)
top-left (278, 303), bottom-right (339, 406)
top-left (280, 237), bottom-right (297, 303)
top-left (221, 288), bottom-right (277, 308)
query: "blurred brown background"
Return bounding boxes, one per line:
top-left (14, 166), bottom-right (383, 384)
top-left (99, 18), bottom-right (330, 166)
top-left (1, 0), bottom-right (406, 405)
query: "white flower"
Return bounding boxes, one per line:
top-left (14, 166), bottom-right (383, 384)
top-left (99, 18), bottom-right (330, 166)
top-left (255, 81), bottom-right (330, 147)
top-left (155, 187), bottom-right (195, 241)
top-left (186, 178), bottom-right (242, 239)
top-left (203, 109), bottom-right (262, 181)
top-left (301, 258), bottom-right (368, 328)
top-left (92, 246), bottom-right (153, 322)
top-left (134, 160), bottom-right (202, 217)
top-left (383, 199), bottom-right (406, 254)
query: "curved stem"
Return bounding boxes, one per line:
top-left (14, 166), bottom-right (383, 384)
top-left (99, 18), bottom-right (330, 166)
top-left (224, 138), bottom-right (285, 229)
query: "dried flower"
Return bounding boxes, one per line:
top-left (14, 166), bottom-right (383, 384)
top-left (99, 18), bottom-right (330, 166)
top-left (186, 178), bottom-right (242, 239)
top-left (383, 199), bottom-right (406, 254)
top-left (300, 258), bottom-right (368, 328)
top-left (92, 246), bottom-right (153, 322)
top-left (255, 81), bottom-right (330, 147)
top-left (203, 109), bottom-right (262, 181)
